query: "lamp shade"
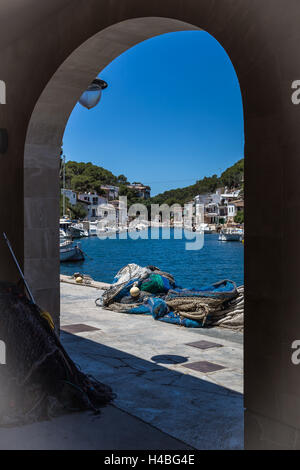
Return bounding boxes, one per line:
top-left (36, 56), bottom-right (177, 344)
top-left (79, 79), bottom-right (108, 110)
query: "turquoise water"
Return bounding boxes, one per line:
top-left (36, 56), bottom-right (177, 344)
top-left (60, 229), bottom-right (244, 288)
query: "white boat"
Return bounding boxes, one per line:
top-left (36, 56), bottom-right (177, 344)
top-left (60, 240), bottom-right (85, 262)
top-left (89, 221), bottom-right (98, 236)
top-left (93, 224), bottom-right (117, 238)
top-left (60, 228), bottom-right (68, 239)
top-left (219, 228), bottom-right (243, 242)
top-left (195, 223), bottom-right (214, 234)
top-left (70, 223), bottom-right (89, 238)
top-left (117, 226), bottom-right (128, 233)
top-left (134, 222), bottom-right (149, 232)
top-left (60, 218), bottom-right (72, 238)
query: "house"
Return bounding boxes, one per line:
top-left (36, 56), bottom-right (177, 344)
top-left (61, 189), bottom-right (77, 206)
top-left (227, 204), bottom-right (236, 220)
top-left (101, 185), bottom-right (119, 201)
top-left (78, 192), bottom-right (108, 220)
top-left (220, 189), bottom-right (241, 205)
top-left (172, 206), bottom-right (184, 226)
top-left (194, 188), bottom-right (243, 225)
top-left (97, 203), bottom-right (117, 226)
top-left (194, 189), bottom-right (222, 224)
top-left (127, 183), bottom-right (151, 199)
top-left (109, 199), bottom-right (128, 225)
top-left (204, 202), bottom-right (220, 224)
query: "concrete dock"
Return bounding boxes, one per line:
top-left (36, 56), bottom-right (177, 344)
top-left (0, 282), bottom-right (243, 450)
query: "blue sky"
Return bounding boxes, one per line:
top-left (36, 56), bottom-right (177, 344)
top-left (63, 31), bottom-right (244, 196)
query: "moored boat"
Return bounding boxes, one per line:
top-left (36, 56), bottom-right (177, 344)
top-left (196, 223), bottom-right (215, 234)
top-left (219, 228), bottom-right (243, 242)
top-left (89, 221), bottom-right (98, 236)
top-left (70, 223), bottom-right (89, 238)
top-left (60, 240), bottom-right (85, 262)
top-left (60, 218), bottom-right (72, 238)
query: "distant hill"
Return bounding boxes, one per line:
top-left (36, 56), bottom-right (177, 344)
top-left (61, 160), bottom-right (129, 195)
top-left (149, 158), bottom-right (244, 206)
top-left (61, 158), bottom-right (244, 207)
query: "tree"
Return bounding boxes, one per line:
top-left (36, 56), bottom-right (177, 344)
top-left (119, 184), bottom-right (141, 206)
top-left (117, 174), bottom-right (128, 184)
top-left (220, 159), bottom-right (244, 189)
top-left (234, 210), bottom-right (244, 224)
top-left (70, 203), bottom-right (88, 220)
top-left (60, 194), bottom-right (87, 220)
top-left (63, 160), bottom-right (120, 194)
top-left (71, 175), bottom-right (93, 192)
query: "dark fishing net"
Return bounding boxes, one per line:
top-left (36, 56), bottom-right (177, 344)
top-left (0, 282), bottom-right (114, 426)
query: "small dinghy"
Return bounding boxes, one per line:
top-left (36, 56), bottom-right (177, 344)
top-left (60, 240), bottom-right (85, 262)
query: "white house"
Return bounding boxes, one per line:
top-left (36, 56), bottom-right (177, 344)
top-left (61, 189), bottom-right (77, 206)
top-left (101, 185), bottom-right (119, 201)
top-left (227, 204), bottom-right (236, 219)
top-left (194, 188), bottom-right (243, 224)
top-left (127, 183), bottom-right (151, 199)
top-left (78, 192), bottom-right (108, 220)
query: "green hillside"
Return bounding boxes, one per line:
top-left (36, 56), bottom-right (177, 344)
top-left (61, 160), bottom-right (128, 195)
top-left (149, 158), bottom-right (244, 206)
top-left (61, 158), bottom-right (244, 207)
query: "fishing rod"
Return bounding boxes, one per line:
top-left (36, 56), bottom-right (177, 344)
top-left (3, 232), bottom-right (36, 304)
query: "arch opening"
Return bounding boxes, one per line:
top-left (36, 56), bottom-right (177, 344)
top-left (24, 17), bottom-right (245, 323)
top-left (24, 18), bottom-right (205, 318)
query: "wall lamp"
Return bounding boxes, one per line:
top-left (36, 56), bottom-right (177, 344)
top-left (79, 78), bottom-right (108, 110)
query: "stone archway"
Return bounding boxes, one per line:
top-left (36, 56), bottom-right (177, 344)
top-left (0, 0), bottom-right (299, 449)
top-left (23, 18), bottom-right (201, 323)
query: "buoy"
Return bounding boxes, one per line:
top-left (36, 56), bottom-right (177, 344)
top-left (75, 276), bottom-right (83, 284)
top-left (130, 286), bottom-right (140, 297)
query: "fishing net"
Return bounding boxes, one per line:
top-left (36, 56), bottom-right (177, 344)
top-left (0, 282), bottom-right (114, 427)
top-left (99, 264), bottom-right (244, 331)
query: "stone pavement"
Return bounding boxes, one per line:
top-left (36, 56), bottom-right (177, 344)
top-left (0, 406), bottom-right (191, 450)
top-left (59, 282), bottom-right (244, 450)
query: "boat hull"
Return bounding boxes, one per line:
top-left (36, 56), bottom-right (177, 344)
top-left (60, 245), bottom-right (85, 262)
top-left (219, 233), bottom-right (242, 242)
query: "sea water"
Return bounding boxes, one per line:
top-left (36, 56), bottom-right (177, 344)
top-left (60, 230), bottom-right (244, 288)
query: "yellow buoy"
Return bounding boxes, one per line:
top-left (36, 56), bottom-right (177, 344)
top-left (75, 276), bottom-right (83, 284)
top-left (130, 286), bottom-right (140, 297)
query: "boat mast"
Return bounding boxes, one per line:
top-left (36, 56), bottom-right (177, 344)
top-left (63, 154), bottom-right (66, 217)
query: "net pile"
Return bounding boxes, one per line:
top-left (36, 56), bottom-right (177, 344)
top-left (166, 285), bottom-right (244, 330)
top-left (0, 282), bottom-right (114, 426)
top-left (99, 264), bottom-right (244, 331)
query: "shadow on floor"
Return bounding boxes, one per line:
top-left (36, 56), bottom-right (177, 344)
top-left (59, 330), bottom-right (243, 450)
